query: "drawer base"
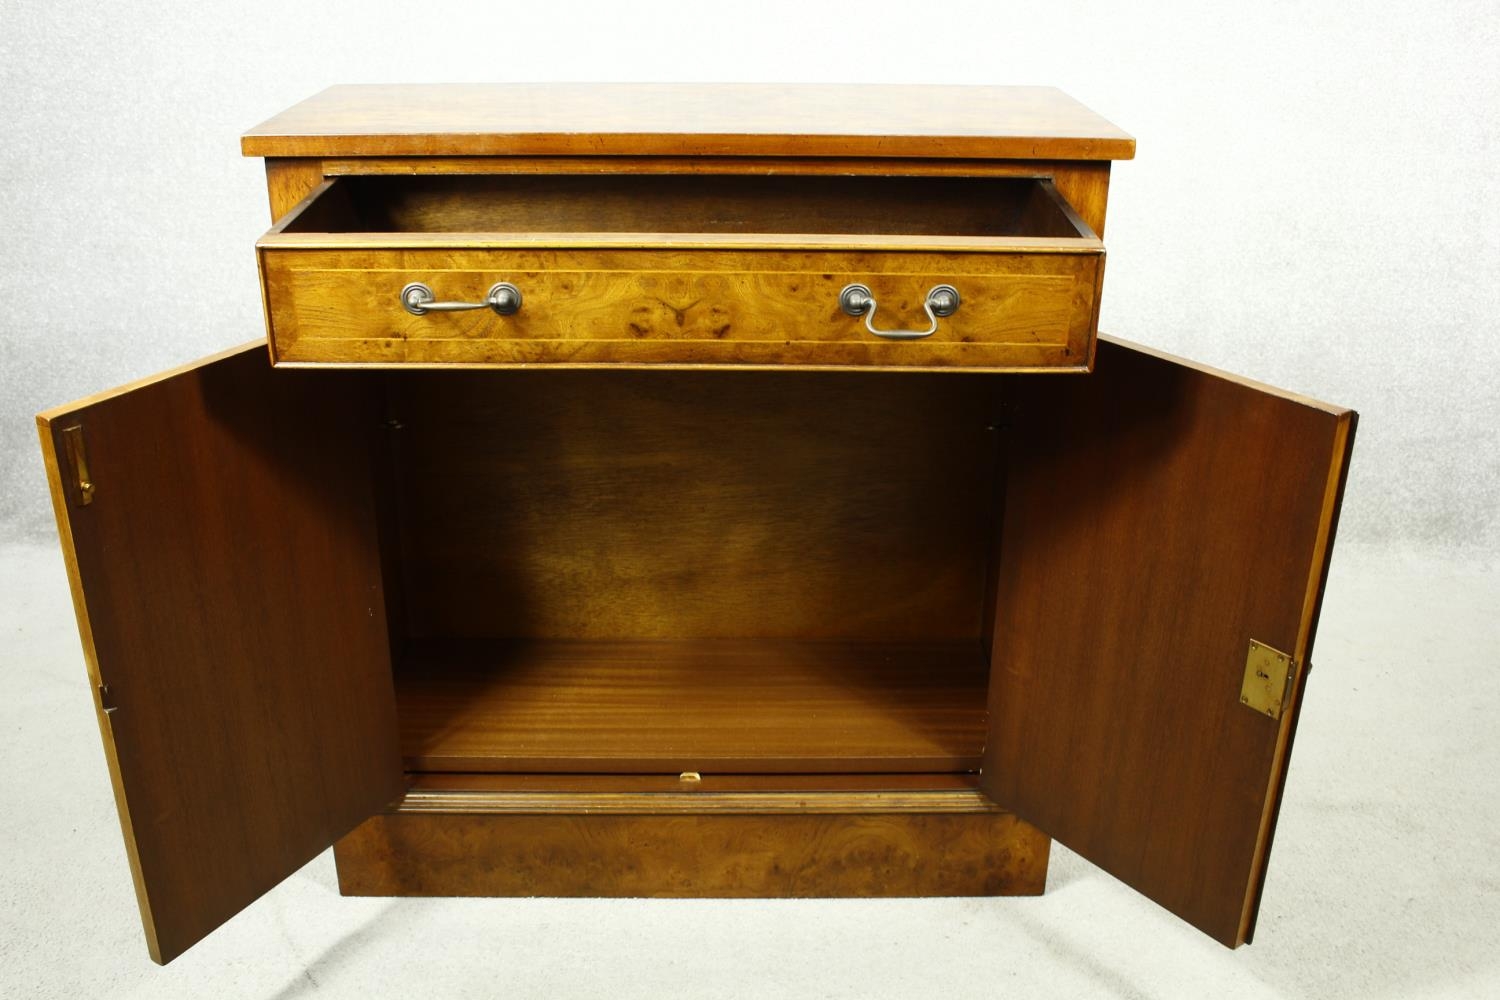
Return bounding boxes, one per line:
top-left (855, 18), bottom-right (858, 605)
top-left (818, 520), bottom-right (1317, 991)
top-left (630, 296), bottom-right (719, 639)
top-left (333, 786), bottom-right (1050, 898)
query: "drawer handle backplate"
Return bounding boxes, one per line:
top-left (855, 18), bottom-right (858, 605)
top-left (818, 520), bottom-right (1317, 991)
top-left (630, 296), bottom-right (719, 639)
top-left (839, 283), bottom-right (960, 340)
top-left (401, 282), bottom-right (522, 316)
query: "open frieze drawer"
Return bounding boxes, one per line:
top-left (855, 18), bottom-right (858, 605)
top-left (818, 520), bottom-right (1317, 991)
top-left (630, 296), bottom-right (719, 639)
top-left (38, 84), bottom-right (1355, 967)
top-left (258, 172), bottom-right (1103, 369)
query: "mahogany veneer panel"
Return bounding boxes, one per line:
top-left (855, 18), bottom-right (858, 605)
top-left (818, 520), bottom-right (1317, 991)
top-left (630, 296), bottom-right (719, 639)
top-left (981, 337), bottom-right (1356, 947)
top-left (36, 344), bottom-right (403, 964)
top-left (242, 83), bottom-right (1136, 160)
top-left (396, 639), bottom-right (990, 773)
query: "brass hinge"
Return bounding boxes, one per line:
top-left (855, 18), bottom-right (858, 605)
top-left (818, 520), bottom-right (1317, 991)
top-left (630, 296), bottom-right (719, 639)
top-left (1240, 640), bottom-right (1296, 720)
top-left (61, 425), bottom-right (94, 506)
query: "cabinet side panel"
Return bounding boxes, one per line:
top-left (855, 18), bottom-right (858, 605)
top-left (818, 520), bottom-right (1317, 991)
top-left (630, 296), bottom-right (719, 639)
top-left (265, 158), bottom-right (326, 222)
top-left (37, 345), bottom-right (402, 963)
top-left (981, 337), bottom-right (1354, 946)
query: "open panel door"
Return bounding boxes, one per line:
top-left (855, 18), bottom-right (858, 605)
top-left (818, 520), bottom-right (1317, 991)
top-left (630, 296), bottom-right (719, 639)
top-left (981, 336), bottom-right (1355, 947)
top-left (37, 344), bottom-right (402, 964)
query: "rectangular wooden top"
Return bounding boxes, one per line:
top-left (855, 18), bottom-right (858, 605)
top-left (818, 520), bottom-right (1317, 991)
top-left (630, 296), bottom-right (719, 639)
top-left (242, 84), bottom-right (1134, 161)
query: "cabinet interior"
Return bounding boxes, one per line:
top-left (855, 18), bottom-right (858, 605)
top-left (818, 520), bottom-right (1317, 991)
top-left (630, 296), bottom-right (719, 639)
top-left (283, 173), bottom-right (1090, 238)
top-left (374, 368), bottom-right (1014, 781)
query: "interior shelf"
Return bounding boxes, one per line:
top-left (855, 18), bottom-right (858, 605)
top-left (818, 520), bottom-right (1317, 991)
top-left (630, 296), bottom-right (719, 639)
top-left (396, 638), bottom-right (990, 774)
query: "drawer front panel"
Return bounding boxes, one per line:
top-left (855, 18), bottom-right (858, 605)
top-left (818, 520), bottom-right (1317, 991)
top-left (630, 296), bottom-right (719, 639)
top-left (260, 247), bottom-right (1101, 369)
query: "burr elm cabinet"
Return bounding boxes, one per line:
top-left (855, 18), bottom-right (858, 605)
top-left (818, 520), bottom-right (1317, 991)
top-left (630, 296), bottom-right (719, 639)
top-left (36, 85), bottom-right (1356, 965)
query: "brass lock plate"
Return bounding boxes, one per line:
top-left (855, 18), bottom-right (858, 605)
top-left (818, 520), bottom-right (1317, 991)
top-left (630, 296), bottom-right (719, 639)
top-left (61, 424), bottom-right (94, 506)
top-left (1240, 640), bottom-right (1295, 720)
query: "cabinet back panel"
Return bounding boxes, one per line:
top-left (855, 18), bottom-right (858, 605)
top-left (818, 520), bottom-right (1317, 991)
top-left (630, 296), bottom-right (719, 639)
top-left (388, 370), bottom-right (1001, 641)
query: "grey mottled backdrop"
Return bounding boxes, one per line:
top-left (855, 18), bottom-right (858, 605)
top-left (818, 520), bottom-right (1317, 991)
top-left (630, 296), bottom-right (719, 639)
top-left (2, 0), bottom-right (1497, 552)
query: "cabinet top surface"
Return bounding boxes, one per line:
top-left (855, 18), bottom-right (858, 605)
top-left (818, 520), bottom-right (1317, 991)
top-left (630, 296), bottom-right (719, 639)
top-left (241, 84), bottom-right (1135, 161)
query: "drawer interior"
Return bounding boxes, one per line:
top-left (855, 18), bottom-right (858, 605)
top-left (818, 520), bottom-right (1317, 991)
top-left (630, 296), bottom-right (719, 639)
top-left (378, 368), bottom-right (1006, 776)
top-left (284, 173), bottom-right (1094, 239)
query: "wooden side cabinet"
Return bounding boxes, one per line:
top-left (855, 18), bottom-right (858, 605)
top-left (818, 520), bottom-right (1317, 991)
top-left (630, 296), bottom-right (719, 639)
top-left (36, 85), bottom-right (1356, 965)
